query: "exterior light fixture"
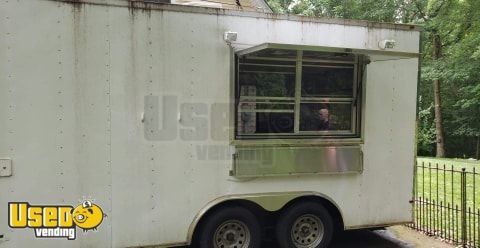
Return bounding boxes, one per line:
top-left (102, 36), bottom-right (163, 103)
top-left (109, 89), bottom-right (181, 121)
top-left (378, 39), bottom-right (396, 50)
top-left (224, 31), bottom-right (238, 44)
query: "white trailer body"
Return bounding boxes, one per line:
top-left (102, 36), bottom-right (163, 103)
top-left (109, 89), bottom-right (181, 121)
top-left (0, 0), bottom-right (420, 247)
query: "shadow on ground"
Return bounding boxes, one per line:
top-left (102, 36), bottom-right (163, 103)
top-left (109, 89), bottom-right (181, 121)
top-left (330, 229), bottom-right (413, 248)
top-left (260, 228), bottom-right (413, 247)
top-left (187, 228), bottom-right (417, 247)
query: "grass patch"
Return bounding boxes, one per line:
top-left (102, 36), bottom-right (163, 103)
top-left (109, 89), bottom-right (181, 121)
top-left (417, 157), bottom-right (480, 173)
top-left (414, 157), bottom-right (480, 244)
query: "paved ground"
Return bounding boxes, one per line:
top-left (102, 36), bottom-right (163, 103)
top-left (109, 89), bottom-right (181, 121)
top-left (186, 225), bottom-right (454, 247)
top-left (331, 226), bottom-right (454, 248)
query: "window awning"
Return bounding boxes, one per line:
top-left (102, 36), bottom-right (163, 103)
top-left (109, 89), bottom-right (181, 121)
top-left (236, 43), bottom-right (420, 62)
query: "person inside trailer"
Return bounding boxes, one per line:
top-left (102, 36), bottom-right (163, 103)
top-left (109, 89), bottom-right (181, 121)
top-left (317, 107), bottom-right (330, 130)
top-left (300, 103), bottom-right (331, 131)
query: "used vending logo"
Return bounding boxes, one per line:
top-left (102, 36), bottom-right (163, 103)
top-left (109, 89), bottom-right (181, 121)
top-left (8, 200), bottom-right (105, 240)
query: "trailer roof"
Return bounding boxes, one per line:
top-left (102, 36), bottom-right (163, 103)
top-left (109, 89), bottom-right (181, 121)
top-left (54, 0), bottom-right (422, 32)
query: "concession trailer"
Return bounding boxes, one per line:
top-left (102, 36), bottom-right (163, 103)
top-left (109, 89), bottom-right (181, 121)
top-left (0, 0), bottom-right (420, 247)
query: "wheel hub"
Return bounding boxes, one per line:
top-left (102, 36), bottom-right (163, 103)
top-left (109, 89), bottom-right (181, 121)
top-left (300, 224), bottom-right (311, 236)
top-left (213, 220), bottom-right (250, 248)
top-left (225, 232), bottom-right (235, 242)
top-left (291, 214), bottom-right (324, 248)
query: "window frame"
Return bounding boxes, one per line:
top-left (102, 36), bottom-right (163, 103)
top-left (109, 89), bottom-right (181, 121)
top-left (235, 49), bottom-right (363, 140)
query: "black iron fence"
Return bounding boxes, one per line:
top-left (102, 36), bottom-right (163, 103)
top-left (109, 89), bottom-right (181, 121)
top-left (409, 161), bottom-right (480, 247)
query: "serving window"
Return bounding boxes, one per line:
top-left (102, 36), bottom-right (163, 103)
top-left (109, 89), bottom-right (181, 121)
top-left (235, 47), bottom-right (364, 139)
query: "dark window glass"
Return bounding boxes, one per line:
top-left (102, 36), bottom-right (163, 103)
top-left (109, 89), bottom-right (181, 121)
top-left (239, 63), bottom-right (295, 98)
top-left (300, 103), bottom-right (352, 131)
top-left (301, 66), bottom-right (354, 98)
top-left (238, 102), bottom-right (294, 112)
top-left (238, 57), bottom-right (296, 134)
top-left (255, 113), bottom-right (294, 133)
top-left (236, 50), bottom-right (360, 138)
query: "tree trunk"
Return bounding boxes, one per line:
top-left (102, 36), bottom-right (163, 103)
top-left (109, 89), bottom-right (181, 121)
top-left (476, 136), bottom-right (479, 160)
top-left (432, 32), bottom-right (446, 157)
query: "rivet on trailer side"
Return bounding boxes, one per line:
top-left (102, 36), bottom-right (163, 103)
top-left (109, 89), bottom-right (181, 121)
top-left (0, 0), bottom-right (421, 247)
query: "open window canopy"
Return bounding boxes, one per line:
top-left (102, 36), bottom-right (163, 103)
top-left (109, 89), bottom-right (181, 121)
top-left (236, 43), bottom-right (420, 62)
top-left (234, 43), bottom-right (419, 139)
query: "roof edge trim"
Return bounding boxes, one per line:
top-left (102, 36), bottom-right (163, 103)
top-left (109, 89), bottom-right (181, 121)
top-left (237, 43), bottom-right (420, 59)
top-left (47, 0), bottom-right (423, 31)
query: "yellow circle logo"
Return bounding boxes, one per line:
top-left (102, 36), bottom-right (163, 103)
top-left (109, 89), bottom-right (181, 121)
top-left (72, 201), bottom-right (104, 231)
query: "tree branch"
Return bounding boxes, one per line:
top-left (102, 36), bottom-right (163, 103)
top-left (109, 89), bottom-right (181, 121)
top-left (413, 0), bottom-right (427, 21)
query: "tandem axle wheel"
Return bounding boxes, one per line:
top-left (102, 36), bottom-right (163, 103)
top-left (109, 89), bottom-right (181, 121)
top-left (193, 201), bottom-right (334, 248)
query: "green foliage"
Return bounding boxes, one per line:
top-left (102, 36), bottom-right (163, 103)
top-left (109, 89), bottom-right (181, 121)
top-left (252, 73), bottom-right (293, 97)
top-left (431, 0), bottom-right (480, 141)
top-left (417, 101), bottom-right (436, 155)
top-left (267, 0), bottom-right (399, 21)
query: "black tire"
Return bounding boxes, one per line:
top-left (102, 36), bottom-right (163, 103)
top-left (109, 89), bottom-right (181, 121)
top-left (194, 206), bottom-right (262, 248)
top-left (276, 202), bottom-right (334, 248)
